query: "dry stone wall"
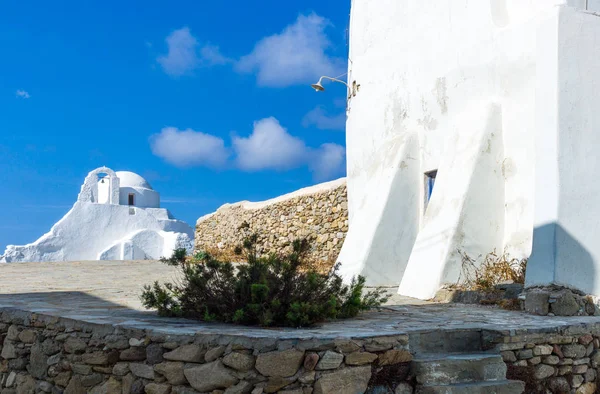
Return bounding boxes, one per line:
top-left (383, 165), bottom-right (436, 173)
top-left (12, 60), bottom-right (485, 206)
top-left (0, 308), bottom-right (414, 394)
top-left (195, 179), bottom-right (348, 265)
top-left (486, 327), bottom-right (600, 393)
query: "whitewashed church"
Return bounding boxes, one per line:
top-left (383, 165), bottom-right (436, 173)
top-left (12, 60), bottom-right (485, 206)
top-left (0, 167), bottom-right (193, 263)
top-left (338, 0), bottom-right (600, 298)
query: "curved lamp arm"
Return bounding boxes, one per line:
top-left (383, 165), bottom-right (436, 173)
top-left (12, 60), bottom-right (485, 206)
top-left (318, 76), bottom-right (350, 89)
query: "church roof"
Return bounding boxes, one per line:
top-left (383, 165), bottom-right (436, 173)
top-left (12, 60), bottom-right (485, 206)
top-left (116, 171), bottom-right (153, 190)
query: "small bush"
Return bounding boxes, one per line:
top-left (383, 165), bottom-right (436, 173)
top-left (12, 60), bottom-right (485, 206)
top-left (141, 234), bottom-right (387, 327)
top-left (458, 250), bottom-right (527, 292)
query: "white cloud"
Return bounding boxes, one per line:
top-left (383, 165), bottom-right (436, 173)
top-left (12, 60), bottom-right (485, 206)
top-left (157, 27), bottom-right (230, 77)
top-left (236, 13), bottom-right (346, 87)
top-left (302, 106), bottom-right (346, 131)
top-left (309, 143), bottom-right (346, 181)
top-left (149, 127), bottom-right (229, 168)
top-left (200, 44), bottom-right (232, 66)
top-left (232, 117), bottom-right (307, 171)
top-left (150, 118), bottom-right (345, 181)
top-left (157, 27), bottom-right (199, 77)
top-left (16, 90), bottom-right (30, 99)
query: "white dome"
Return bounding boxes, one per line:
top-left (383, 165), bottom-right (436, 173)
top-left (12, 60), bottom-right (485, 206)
top-left (116, 171), bottom-right (153, 190)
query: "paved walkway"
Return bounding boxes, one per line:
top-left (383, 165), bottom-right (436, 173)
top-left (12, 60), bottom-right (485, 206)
top-left (1, 260), bottom-right (600, 338)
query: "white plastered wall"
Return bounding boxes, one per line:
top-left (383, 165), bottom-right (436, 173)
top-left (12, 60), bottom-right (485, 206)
top-left (527, 6), bottom-right (600, 295)
top-left (340, 1), bottom-right (593, 298)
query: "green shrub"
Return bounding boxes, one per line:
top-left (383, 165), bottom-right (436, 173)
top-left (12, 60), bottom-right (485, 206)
top-left (141, 234), bottom-right (387, 327)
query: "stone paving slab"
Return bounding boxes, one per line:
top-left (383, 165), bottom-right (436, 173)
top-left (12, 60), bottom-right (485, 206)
top-left (1, 260), bottom-right (600, 339)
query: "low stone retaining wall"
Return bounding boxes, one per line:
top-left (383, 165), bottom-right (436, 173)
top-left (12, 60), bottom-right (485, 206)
top-left (195, 179), bottom-right (347, 266)
top-left (4, 306), bottom-right (600, 393)
top-left (0, 308), bottom-right (412, 394)
top-left (485, 326), bottom-right (600, 393)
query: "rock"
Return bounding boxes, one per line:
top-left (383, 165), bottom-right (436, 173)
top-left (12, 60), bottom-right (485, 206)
top-left (394, 383), bottom-right (413, 394)
top-left (113, 362), bottom-right (130, 376)
top-left (184, 361), bottom-right (238, 392)
top-left (15, 375), bottom-right (36, 394)
top-left (315, 351), bottom-right (343, 370)
top-left (122, 374), bottom-right (134, 394)
top-left (17, 330), bottom-right (36, 344)
top-left (263, 376), bottom-right (295, 393)
top-left (89, 377), bottom-right (122, 394)
top-left (529, 356), bottom-right (541, 365)
top-left (303, 353), bottom-right (319, 371)
top-left (534, 364), bottom-right (555, 380)
top-left (255, 349), bottom-right (305, 377)
top-left (205, 346), bottom-right (226, 362)
top-left (223, 352), bottom-right (255, 372)
top-left (120, 347), bottom-right (147, 361)
top-left (146, 343), bottom-right (165, 365)
top-left (54, 371), bottom-right (72, 387)
top-left (129, 338), bottom-right (145, 347)
top-left (223, 381), bottom-right (253, 394)
top-left (298, 371), bottom-right (316, 384)
top-left (574, 365), bottom-right (589, 374)
top-left (71, 364), bottom-right (92, 375)
top-left (346, 352), bottom-right (378, 366)
top-left (313, 365), bottom-right (371, 394)
top-left (130, 363), bottom-right (155, 380)
top-left (533, 345), bottom-right (553, 356)
top-left (551, 290), bottom-right (580, 316)
top-left (42, 339), bottom-right (60, 356)
top-left (543, 355), bottom-right (560, 365)
top-left (47, 353), bottom-right (61, 366)
top-left (558, 365), bottom-right (572, 375)
top-left (28, 343), bottom-right (48, 379)
top-left (517, 349), bottom-right (533, 359)
top-left (5, 372), bottom-right (17, 387)
top-left (524, 291), bottom-right (549, 315)
top-left (105, 335), bottom-right (130, 350)
top-left (591, 350), bottom-right (600, 367)
top-left (553, 344), bottom-right (564, 358)
top-left (563, 344), bottom-right (587, 359)
top-left (378, 350), bottom-right (412, 366)
top-left (36, 381), bottom-right (53, 393)
top-left (64, 337), bottom-right (87, 354)
top-left (131, 379), bottom-right (146, 394)
top-left (82, 350), bottom-right (119, 365)
top-left (81, 373), bottom-right (104, 387)
top-left (548, 377), bottom-right (570, 393)
top-left (1, 341), bottom-right (16, 359)
top-left (154, 361), bottom-right (186, 385)
top-left (145, 383), bottom-right (172, 394)
top-left (500, 351), bottom-right (516, 363)
top-left (585, 367), bottom-right (597, 382)
top-left (577, 383), bottom-right (597, 394)
top-left (572, 375), bottom-right (585, 388)
top-left (172, 387), bottom-right (201, 394)
top-left (64, 376), bottom-right (86, 394)
top-left (6, 325), bottom-right (20, 341)
top-left (579, 335), bottom-right (594, 346)
top-left (164, 345), bottom-right (205, 363)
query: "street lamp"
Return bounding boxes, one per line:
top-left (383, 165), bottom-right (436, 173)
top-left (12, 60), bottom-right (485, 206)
top-left (311, 76), bottom-right (350, 92)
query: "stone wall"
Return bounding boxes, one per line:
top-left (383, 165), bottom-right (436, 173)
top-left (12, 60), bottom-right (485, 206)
top-left (486, 327), bottom-right (600, 393)
top-left (195, 179), bottom-right (348, 265)
top-left (0, 308), bottom-right (413, 394)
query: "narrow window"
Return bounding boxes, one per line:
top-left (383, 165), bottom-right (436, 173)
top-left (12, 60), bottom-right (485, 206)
top-left (128, 193), bottom-right (135, 206)
top-left (424, 170), bottom-right (437, 211)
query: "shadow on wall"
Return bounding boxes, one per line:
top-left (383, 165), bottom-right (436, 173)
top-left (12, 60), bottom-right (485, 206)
top-left (527, 223), bottom-right (596, 295)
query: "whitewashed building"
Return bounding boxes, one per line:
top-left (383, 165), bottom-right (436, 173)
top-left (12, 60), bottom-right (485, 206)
top-left (337, 0), bottom-right (600, 298)
top-left (0, 167), bottom-right (193, 263)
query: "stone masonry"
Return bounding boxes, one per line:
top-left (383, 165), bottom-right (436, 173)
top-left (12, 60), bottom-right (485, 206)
top-left (0, 309), bottom-right (412, 394)
top-left (195, 178), bottom-right (347, 265)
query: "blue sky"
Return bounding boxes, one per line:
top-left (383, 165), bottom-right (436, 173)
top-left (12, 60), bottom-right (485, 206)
top-left (0, 0), bottom-right (350, 251)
